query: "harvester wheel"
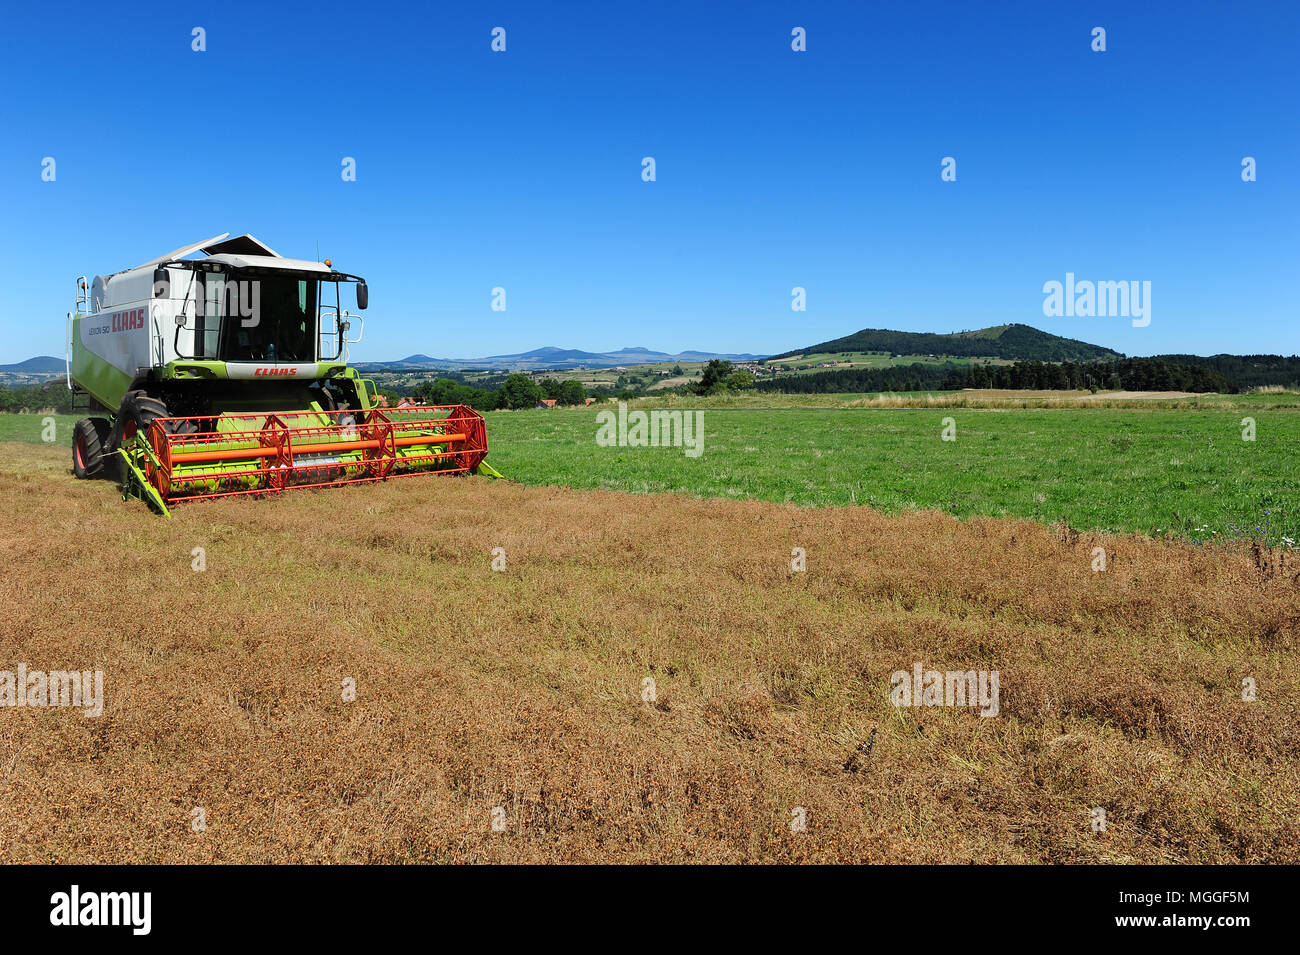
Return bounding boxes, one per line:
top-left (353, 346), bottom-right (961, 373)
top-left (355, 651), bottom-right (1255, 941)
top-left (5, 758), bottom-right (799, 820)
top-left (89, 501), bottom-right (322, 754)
top-left (72, 417), bottom-right (110, 478)
top-left (122, 393), bottom-right (198, 439)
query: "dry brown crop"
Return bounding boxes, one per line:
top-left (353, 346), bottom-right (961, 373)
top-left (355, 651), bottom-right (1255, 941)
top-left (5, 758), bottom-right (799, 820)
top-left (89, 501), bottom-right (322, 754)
top-left (1, 442), bottom-right (1296, 863)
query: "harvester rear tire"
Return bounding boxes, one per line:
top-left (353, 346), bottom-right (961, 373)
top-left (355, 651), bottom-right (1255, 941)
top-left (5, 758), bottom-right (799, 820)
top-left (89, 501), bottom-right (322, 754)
top-left (72, 417), bottom-right (110, 479)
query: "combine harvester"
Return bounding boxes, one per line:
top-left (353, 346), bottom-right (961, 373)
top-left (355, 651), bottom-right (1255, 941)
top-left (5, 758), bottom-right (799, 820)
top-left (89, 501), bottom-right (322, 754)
top-left (66, 233), bottom-right (497, 515)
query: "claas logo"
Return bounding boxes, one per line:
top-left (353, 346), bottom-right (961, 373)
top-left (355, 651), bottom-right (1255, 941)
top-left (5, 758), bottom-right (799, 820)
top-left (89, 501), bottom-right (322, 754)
top-left (254, 367), bottom-right (297, 376)
top-left (110, 308), bottom-right (146, 332)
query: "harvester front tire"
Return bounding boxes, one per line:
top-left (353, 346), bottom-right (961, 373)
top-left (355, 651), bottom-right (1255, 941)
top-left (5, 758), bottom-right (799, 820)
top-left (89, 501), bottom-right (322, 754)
top-left (122, 393), bottom-right (198, 438)
top-left (72, 417), bottom-right (110, 479)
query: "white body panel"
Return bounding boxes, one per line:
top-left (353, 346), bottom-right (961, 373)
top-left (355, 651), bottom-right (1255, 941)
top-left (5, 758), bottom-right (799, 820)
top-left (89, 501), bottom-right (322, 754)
top-left (69, 236), bottom-right (361, 405)
top-left (82, 264), bottom-right (167, 378)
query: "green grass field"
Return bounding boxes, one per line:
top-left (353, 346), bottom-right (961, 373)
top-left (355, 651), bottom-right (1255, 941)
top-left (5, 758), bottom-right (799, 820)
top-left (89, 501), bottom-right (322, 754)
top-left (7, 400), bottom-right (1298, 545)
top-left (484, 403), bottom-right (1299, 545)
top-left (0, 412), bottom-right (73, 444)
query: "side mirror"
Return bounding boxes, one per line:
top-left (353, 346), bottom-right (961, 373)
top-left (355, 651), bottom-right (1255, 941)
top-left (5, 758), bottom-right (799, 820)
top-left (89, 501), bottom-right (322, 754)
top-left (356, 281), bottom-right (368, 310)
top-left (153, 267), bottom-right (169, 298)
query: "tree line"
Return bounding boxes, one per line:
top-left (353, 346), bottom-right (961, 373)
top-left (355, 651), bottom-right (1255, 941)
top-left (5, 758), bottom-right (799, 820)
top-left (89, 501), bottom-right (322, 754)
top-left (946, 358), bottom-right (1235, 393)
top-left (0, 375), bottom-right (594, 415)
top-left (1151, 354), bottom-right (1300, 390)
top-left (755, 358), bottom-right (1237, 395)
top-left (0, 381), bottom-right (74, 414)
top-left (412, 374), bottom-right (590, 410)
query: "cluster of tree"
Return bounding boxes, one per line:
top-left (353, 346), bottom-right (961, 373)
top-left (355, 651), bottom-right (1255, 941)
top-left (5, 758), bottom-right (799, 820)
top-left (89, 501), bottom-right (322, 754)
top-left (410, 377), bottom-right (492, 408)
top-left (756, 357), bottom-right (1237, 395)
top-left (0, 381), bottom-right (74, 414)
top-left (695, 359), bottom-right (755, 395)
top-left (411, 374), bottom-right (589, 410)
top-left (538, 377), bottom-right (589, 405)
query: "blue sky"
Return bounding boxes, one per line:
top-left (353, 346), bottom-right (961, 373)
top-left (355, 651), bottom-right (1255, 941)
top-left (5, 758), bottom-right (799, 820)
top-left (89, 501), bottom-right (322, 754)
top-left (1, 0), bottom-right (1295, 363)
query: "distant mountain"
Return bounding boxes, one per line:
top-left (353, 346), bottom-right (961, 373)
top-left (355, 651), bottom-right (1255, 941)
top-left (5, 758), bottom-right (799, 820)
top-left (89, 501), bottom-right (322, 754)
top-left (0, 347), bottom-right (751, 378)
top-left (356, 346), bottom-right (766, 371)
top-left (0, 355), bottom-right (63, 374)
top-left (485, 347), bottom-right (612, 362)
top-left (771, 324), bottom-right (1121, 363)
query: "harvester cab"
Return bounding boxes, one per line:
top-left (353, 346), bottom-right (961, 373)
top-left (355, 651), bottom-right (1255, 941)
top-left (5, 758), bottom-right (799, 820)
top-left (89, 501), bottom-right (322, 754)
top-left (67, 233), bottom-right (494, 514)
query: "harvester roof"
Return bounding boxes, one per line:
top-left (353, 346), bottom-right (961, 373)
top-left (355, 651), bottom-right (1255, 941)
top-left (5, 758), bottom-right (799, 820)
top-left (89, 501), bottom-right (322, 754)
top-left (201, 234), bottom-right (281, 257)
top-left (201, 252), bottom-right (333, 273)
top-left (117, 233), bottom-right (323, 277)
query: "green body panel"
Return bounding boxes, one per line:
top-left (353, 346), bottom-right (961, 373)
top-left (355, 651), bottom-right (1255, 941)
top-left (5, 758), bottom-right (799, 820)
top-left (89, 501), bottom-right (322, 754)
top-left (70, 314), bottom-right (135, 411)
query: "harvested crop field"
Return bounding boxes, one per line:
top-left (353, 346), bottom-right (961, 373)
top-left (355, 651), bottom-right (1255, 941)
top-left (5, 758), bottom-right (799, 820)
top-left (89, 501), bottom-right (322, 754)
top-left (1, 441), bottom-right (1296, 863)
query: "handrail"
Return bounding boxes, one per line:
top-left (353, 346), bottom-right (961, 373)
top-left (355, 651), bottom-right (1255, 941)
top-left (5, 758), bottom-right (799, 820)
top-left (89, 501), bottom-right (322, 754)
top-left (152, 307), bottom-right (165, 369)
top-left (68, 274), bottom-right (88, 392)
top-left (343, 309), bottom-right (365, 345)
top-left (319, 306), bottom-right (344, 361)
top-left (65, 311), bottom-right (73, 390)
